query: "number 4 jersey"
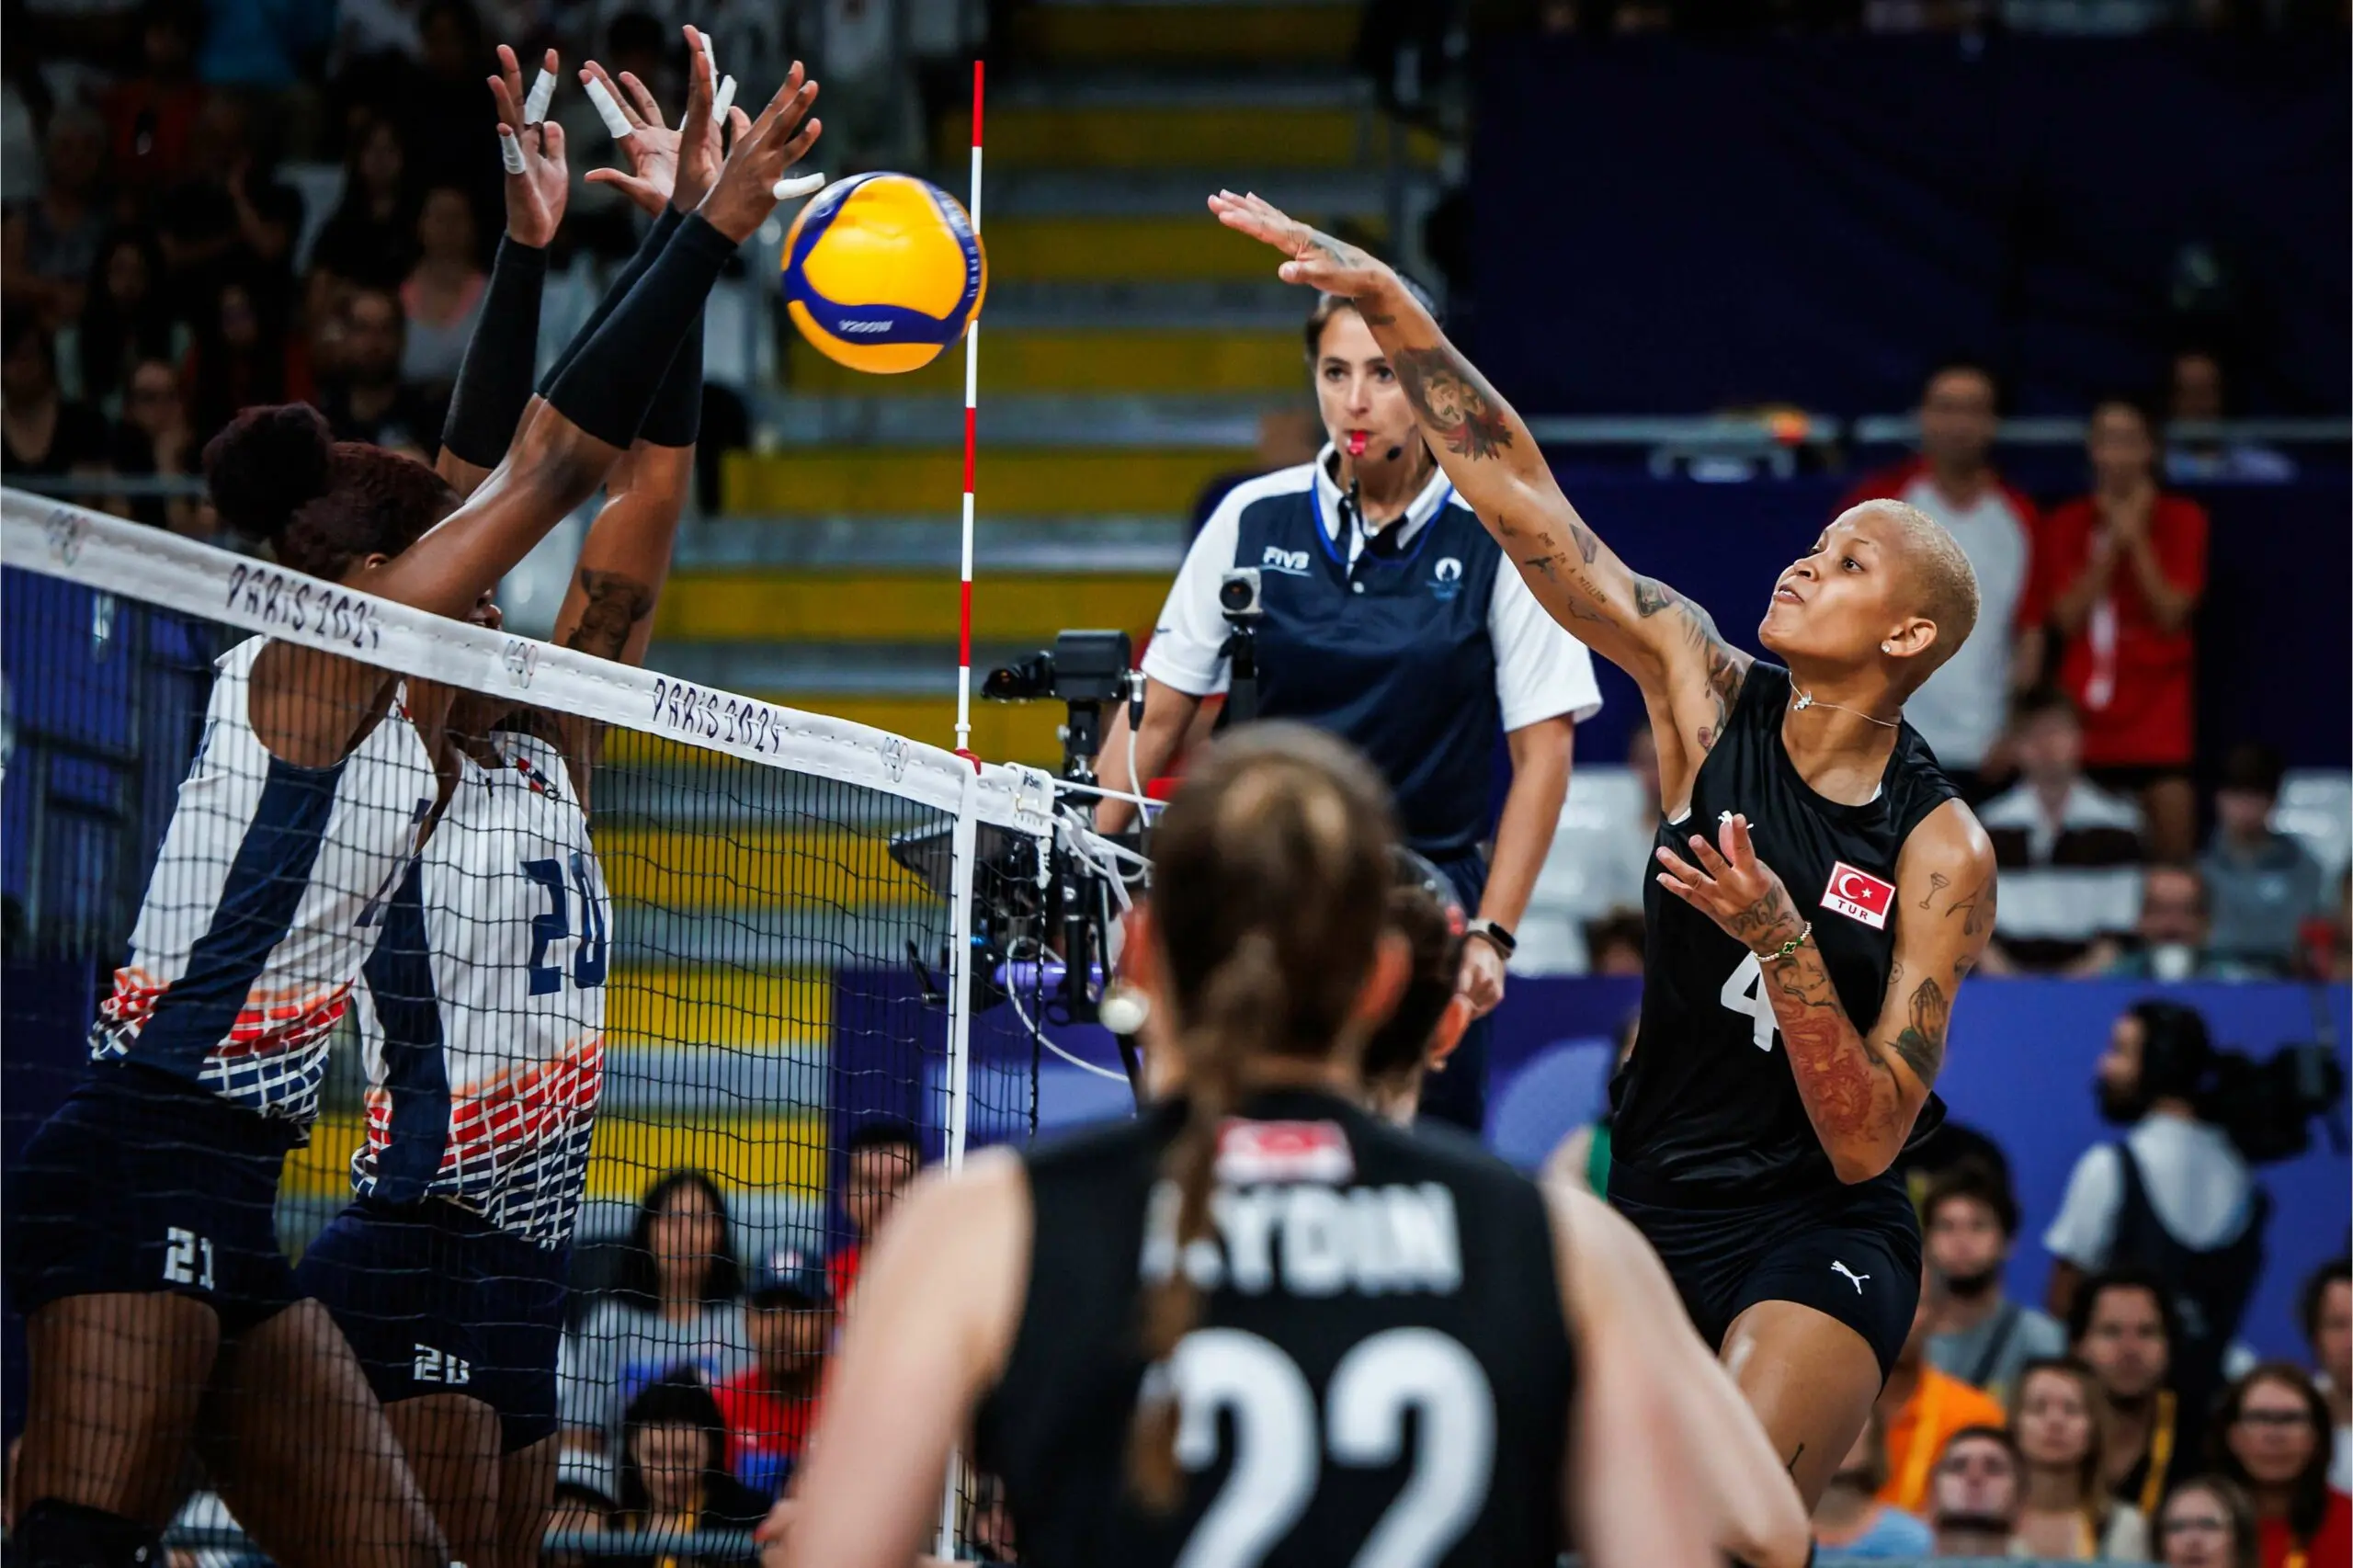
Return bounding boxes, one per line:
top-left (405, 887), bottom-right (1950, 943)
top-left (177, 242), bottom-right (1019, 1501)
top-left (348, 729), bottom-right (607, 1250)
top-left (973, 1088), bottom-right (1575, 1568)
top-left (1612, 662), bottom-right (1955, 1202)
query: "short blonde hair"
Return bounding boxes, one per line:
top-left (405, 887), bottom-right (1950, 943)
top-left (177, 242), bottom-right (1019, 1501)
top-left (1851, 499), bottom-right (1981, 687)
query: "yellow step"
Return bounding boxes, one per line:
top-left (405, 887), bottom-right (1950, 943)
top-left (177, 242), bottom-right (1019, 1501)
top-left (288, 1110), bottom-right (833, 1201)
top-left (598, 825), bottom-right (932, 907)
top-left (942, 106), bottom-right (1438, 171)
top-left (790, 326), bottom-right (1306, 394)
top-left (607, 966), bottom-right (831, 1051)
top-left (721, 448), bottom-right (1240, 516)
top-left (603, 695), bottom-right (1067, 770)
top-left (653, 570), bottom-right (1169, 642)
top-left (1020, 5), bottom-right (1352, 62)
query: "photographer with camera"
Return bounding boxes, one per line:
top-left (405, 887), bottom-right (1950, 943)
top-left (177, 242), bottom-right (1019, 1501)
top-left (2046, 1001), bottom-right (2275, 1438)
top-left (1092, 282), bottom-right (1602, 1133)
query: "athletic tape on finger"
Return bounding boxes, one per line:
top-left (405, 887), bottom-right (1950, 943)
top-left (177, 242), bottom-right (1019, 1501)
top-left (499, 128), bottom-right (527, 173)
top-left (712, 75), bottom-right (737, 121)
top-left (524, 67), bottom-right (557, 124)
top-left (584, 75), bottom-right (634, 140)
top-left (772, 172), bottom-right (825, 200)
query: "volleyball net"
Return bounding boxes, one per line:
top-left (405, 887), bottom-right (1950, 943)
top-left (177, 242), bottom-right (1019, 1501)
top-left (0, 489), bottom-right (1056, 1562)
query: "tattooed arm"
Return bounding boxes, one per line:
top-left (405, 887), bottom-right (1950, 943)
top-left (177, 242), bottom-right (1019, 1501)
top-left (1655, 801), bottom-right (1996, 1184)
top-left (1209, 191), bottom-right (1747, 814)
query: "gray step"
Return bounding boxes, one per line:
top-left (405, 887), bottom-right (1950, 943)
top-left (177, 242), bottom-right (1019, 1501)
top-left (750, 391), bottom-right (1279, 449)
top-left (993, 69), bottom-right (1371, 109)
top-left (676, 513), bottom-right (1189, 572)
top-left (976, 164), bottom-right (1418, 218)
top-left (975, 278), bottom-right (1313, 329)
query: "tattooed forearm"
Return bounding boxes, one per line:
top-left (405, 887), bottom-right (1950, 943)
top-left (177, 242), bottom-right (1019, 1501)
top-left (1632, 576), bottom-right (1681, 618)
top-left (563, 569), bottom-right (657, 662)
top-left (1889, 975), bottom-right (1949, 1085)
top-left (1391, 345), bottom-right (1516, 461)
top-left (1763, 940), bottom-right (1935, 1165)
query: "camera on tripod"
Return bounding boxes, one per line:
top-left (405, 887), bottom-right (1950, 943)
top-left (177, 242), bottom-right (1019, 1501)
top-left (981, 630), bottom-right (1136, 784)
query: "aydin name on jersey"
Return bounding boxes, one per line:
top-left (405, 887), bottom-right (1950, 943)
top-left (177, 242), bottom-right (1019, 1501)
top-left (1140, 1179), bottom-right (1464, 1299)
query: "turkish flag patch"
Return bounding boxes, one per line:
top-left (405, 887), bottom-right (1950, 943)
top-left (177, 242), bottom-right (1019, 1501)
top-left (1820, 860), bottom-right (1897, 930)
top-left (1216, 1120), bottom-right (1354, 1186)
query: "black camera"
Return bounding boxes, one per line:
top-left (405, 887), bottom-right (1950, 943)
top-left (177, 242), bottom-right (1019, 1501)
top-left (1218, 567), bottom-right (1264, 620)
top-left (983, 630), bottom-right (1133, 781)
top-left (2210, 1042), bottom-right (2347, 1165)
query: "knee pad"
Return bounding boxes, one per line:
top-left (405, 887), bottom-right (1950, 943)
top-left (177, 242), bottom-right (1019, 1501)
top-left (9, 1499), bottom-right (165, 1568)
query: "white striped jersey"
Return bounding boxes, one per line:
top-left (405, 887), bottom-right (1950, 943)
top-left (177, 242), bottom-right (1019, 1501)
top-left (90, 637), bottom-right (438, 1127)
top-left (348, 728), bottom-right (608, 1249)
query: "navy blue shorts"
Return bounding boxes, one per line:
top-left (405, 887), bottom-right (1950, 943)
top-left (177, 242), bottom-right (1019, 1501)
top-left (6, 1061), bottom-right (304, 1337)
top-left (1610, 1166), bottom-right (1923, 1382)
top-left (294, 1198), bottom-right (570, 1452)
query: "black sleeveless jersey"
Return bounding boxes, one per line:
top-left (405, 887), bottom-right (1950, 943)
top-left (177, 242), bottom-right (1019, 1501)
top-left (972, 1088), bottom-right (1574, 1568)
top-left (1611, 662), bottom-right (1956, 1202)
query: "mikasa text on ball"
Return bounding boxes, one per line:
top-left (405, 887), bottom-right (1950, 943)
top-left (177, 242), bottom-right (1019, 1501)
top-left (781, 174), bottom-right (987, 374)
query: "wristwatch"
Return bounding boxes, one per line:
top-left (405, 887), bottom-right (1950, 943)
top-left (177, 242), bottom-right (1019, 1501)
top-left (1464, 917), bottom-right (1517, 957)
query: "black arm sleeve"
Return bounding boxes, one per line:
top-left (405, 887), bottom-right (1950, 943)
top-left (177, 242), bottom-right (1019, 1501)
top-left (635, 310), bottom-right (703, 449)
top-left (539, 206), bottom-right (685, 391)
top-left (439, 235), bottom-right (551, 469)
top-left (541, 215), bottom-right (735, 449)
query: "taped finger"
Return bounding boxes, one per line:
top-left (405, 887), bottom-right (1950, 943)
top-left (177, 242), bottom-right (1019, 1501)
top-left (713, 75), bottom-right (737, 122)
top-left (524, 66), bottom-right (557, 124)
top-left (498, 126), bottom-right (527, 174)
top-left (771, 171), bottom-right (826, 200)
top-left (585, 75), bottom-right (634, 140)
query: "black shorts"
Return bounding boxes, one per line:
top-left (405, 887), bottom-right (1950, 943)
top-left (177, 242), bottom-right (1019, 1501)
top-left (1609, 1165), bottom-right (1922, 1381)
top-left (294, 1198), bottom-right (570, 1452)
top-left (6, 1061), bottom-right (306, 1337)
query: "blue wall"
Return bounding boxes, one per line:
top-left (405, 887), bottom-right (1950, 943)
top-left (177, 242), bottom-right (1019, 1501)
top-left (1471, 37), bottom-right (2350, 417)
top-left (1015, 978), bottom-right (2351, 1364)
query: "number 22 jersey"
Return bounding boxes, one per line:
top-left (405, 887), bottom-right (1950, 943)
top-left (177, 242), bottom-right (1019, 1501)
top-left (348, 728), bottom-right (608, 1249)
top-left (1612, 662), bottom-right (1956, 1203)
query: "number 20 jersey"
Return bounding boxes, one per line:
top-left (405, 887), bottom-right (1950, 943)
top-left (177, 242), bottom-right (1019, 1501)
top-left (1612, 661), bottom-right (1956, 1203)
top-left (972, 1089), bottom-right (1575, 1568)
top-left (348, 729), bottom-right (608, 1250)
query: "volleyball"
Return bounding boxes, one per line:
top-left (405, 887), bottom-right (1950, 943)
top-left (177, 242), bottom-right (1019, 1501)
top-left (780, 174), bottom-right (987, 375)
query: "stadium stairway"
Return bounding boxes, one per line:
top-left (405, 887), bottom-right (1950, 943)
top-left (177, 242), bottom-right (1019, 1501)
top-left (658, 0), bottom-right (1443, 768)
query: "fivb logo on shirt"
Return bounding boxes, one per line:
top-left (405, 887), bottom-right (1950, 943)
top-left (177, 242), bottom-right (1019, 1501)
top-left (1820, 860), bottom-right (1896, 930)
top-left (1261, 546), bottom-right (1312, 575)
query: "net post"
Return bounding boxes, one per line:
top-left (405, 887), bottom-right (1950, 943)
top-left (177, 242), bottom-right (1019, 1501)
top-left (954, 58), bottom-right (984, 760)
top-left (936, 756), bottom-right (983, 1559)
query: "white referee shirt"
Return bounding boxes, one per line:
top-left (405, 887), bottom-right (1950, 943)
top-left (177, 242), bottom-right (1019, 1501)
top-left (1142, 449), bottom-right (1604, 733)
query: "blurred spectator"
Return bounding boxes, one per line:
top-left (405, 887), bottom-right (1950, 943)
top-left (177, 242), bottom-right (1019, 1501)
top-left (1541, 1012), bottom-right (1638, 1197)
top-left (2, 103), bottom-right (111, 328)
top-left (2012, 1356), bottom-right (2153, 1560)
top-left (560, 1168), bottom-right (754, 1454)
top-left (1927, 1425), bottom-right (2026, 1558)
top-left (713, 1248), bottom-right (835, 1499)
top-left (315, 286), bottom-right (438, 452)
top-left (2200, 744), bottom-right (2327, 977)
top-left (97, 0), bottom-right (208, 199)
top-left (2047, 1001), bottom-right (2265, 1426)
top-left (184, 268), bottom-right (307, 444)
top-left (810, 0), bottom-right (923, 170)
top-left (62, 225), bottom-right (182, 409)
top-left (307, 118), bottom-right (420, 324)
top-left (2095, 864), bottom-right (2268, 983)
top-left (2157, 1474), bottom-right (2261, 1568)
top-left (393, 0), bottom-right (503, 229)
top-left (2165, 349), bottom-right (2294, 485)
top-left (1977, 687), bottom-right (2144, 973)
top-left (195, 0), bottom-right (333, 93)
top-left (614, 1372), bottom-right (773, 1568)
top-left (2021, 396), bottom-right (2209, 861)
top-left (333, 0), bottom-right (426, 78)
top-left (1842, 360), bottom-right (2042, 791)
top-left (1582, 911), bottom-right (1646, 977)
top-left (829, 1119), bottom-right (920, 1309)
top-left (1812, 1404), bottom-right (1937, 1560)
top-left (2301, 1258), bottom-right (2352, 1492)
top-left (545, 1451), bottom-right (620, 1568)
top-left (2069, 1269), bottom-right (2188, 1516)
top-left (150, 94), bottom-right (303, 310)
top-left (549, 9), bottom-right (672, 256)
top-left (2207, 1364), bottom-right (2352, 1568)
top-left (1924, 1161), bottom-right (2067, 1404)
top-left (1, 310), bottom-right (117, 481)
top-left (1897, 1117), bottom-right (2018, 1216)
top-left (1878, 1262), bottom-right (2009, 1516)
top-left (398, 184), bottom-right (487, 392)
top-left (108, 356), bottom-right (203, 533)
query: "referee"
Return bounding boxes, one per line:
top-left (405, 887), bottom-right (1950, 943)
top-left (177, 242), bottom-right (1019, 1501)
top-left (1097, 283), bottom-right (1601, 1132)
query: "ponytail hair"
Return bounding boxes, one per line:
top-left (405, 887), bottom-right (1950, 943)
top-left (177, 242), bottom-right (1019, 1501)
top-left (1126, 722), bottom-right (1400, 1509)
top-left (203, 403), bottom-right (457, 582)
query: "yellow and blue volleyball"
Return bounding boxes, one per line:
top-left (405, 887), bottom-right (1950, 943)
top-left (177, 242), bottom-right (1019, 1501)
top-left (780, 174), bottom-right (986, 375)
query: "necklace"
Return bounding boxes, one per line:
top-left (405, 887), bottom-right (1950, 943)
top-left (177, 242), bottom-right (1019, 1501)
top-left (1790, 688), bottom-right (1903, 730)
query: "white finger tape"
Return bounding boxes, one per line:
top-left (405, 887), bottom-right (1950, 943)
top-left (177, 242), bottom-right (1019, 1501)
top-left (713, 74), bottom-right (737, 121)
top-left (584, 75), bottom-right (634, 140)
top-left (499, 129), bottom-right (527, 174)
top-left (524, 66), bottom-right (557, 124)
top-left (771, 171), bottom-right (826, 200)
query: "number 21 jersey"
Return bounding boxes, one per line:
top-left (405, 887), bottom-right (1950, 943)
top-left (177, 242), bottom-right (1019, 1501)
top-left (1612, 662), bottom-right (1956, 1202)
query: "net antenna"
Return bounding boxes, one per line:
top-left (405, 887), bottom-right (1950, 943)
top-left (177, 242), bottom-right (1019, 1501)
top-left (954, 59), bottom-right (985, 763)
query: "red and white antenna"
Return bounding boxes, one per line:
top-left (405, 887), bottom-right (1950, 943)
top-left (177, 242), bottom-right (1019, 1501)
top-left (953, 60), bottom-right (984, 764)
